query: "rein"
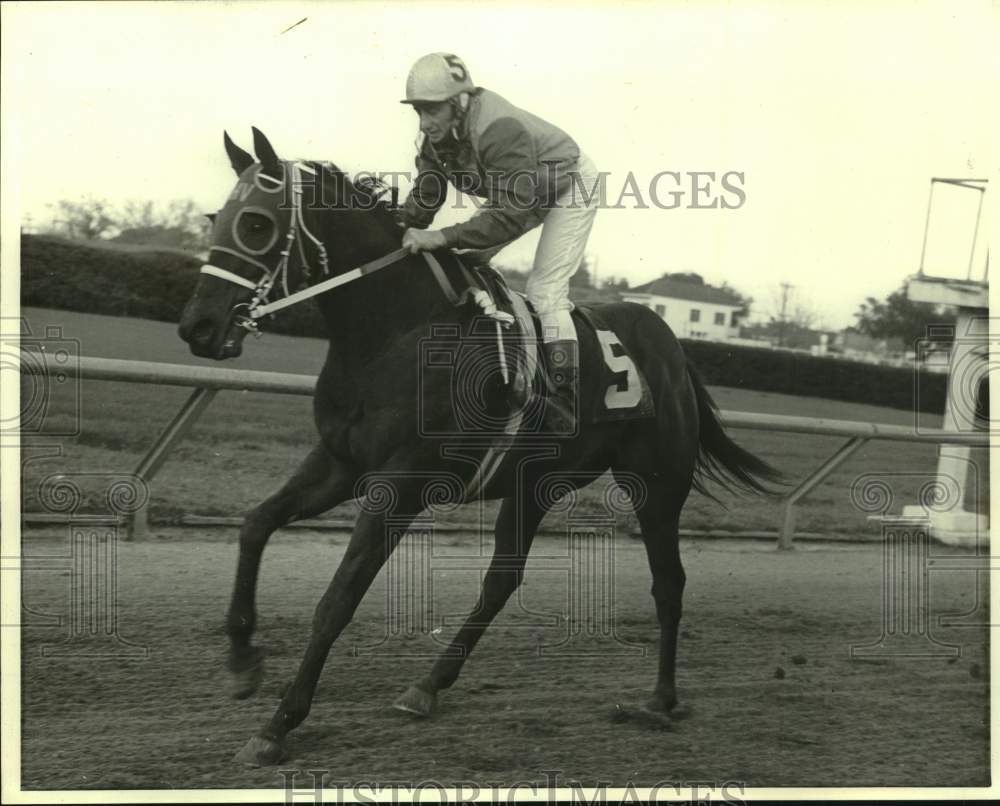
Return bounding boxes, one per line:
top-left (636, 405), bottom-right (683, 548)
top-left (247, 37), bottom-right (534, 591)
top-left (247, 247), bottom-right (454, 318)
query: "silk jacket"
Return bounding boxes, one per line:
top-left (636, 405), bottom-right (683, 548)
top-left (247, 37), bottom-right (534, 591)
top-left (401, 88), bottom-right (581, 250)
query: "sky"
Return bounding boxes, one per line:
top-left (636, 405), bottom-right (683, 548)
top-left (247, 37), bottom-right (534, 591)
top-left (1, 1), bottom-right (993, 329)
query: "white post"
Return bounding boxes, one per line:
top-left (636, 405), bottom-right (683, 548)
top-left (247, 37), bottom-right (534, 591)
top-left (902, 311), bottom-right (990, 546)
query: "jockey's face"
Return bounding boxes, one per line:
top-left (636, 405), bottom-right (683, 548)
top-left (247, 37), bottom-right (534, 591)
top-left (414, 101), bottom-right (457, 143)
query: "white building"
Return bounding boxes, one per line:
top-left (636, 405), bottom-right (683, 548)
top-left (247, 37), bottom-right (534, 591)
top-left (621, 277), bottom-right (744, 341)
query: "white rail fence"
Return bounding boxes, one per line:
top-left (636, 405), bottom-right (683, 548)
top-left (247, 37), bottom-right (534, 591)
top-left (21, 356), bottom-right (988, 548)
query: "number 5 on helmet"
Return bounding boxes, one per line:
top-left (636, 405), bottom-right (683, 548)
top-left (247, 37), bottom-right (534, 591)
top-left (401, 53), bottom-right (475, 105)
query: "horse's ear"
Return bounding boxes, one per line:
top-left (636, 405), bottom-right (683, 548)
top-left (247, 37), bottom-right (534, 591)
top-left (224, 131), bottom-right (254, 176)
top-left (251, 126), bottom-right (280, 175)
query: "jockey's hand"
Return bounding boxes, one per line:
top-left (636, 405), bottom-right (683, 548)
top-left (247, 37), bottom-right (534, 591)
top-left (402, 228), bottom-right (447, 254)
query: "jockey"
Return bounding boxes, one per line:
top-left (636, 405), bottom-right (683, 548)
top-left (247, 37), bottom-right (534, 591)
top-left (397, 52), bottom-right (599, 433)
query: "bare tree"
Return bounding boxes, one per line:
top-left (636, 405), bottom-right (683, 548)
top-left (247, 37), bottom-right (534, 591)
top-left (790, 299), bottom-right (819, 329)
top-left (120, 199), bottom-right (158, 230)
top-left (43, 196), bottom-right (211, 251)
top-left (117, 198), bottom-right (210, 250)
top-left (754, 283), bottom-right (826, 346)
top-left (47, 197), bottom-right (119, 240)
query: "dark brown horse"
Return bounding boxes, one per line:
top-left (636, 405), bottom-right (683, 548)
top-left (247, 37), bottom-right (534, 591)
top-left (178, 128), bottom-right (781, 766)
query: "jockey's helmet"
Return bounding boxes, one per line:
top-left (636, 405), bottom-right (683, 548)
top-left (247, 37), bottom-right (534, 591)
top-left (401, 53), bottom-right (475, 104)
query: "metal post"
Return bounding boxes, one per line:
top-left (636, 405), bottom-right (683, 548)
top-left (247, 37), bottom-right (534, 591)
top-left (778, 436), bottom-right (869, 550)
top-left (130, 506), bottom-right (150, 542)
top-left (916, 180), bottom-right (936, 276)
top-left (128, 387), bottom-right (218, 539)
top-left (967, 186), bottom-right (985, 280)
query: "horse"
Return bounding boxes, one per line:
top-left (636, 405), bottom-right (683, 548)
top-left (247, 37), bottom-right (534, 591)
top-left (178, 127), bottom-right (781, 767)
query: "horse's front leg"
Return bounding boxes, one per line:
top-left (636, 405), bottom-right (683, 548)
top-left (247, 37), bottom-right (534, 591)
top-left (227, 443), bottom-right (357, 699)
top-left (233, 472), bottom-right (424, 767)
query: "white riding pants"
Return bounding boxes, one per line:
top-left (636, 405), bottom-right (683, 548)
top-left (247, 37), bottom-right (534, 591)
top-left (528, 151), bottom-right (599, 344)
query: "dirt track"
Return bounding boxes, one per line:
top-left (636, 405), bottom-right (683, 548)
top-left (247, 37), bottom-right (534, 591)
top-left (21, 529), bottom-right (989, 790)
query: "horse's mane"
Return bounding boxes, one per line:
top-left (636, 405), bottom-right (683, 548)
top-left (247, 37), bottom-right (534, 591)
top-left (309, 161), bottom-right (401, 228)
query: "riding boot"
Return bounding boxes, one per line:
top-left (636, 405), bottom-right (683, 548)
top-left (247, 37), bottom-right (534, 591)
top-left (506, 369), bottom-right (530, 413)
top-left (541, 339), bottom-right (579, 434)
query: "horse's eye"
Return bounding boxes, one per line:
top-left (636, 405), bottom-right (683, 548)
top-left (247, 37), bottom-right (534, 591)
top-left (233, 211), bottom-right (277, 254)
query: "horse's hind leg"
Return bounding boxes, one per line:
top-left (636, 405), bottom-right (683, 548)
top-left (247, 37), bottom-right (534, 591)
top-left (615, 469), bottom-right (690, 716)
top-left (394, 492), bottom-right (547, 717)
top-left (227, 442), bottom-right (356, 698)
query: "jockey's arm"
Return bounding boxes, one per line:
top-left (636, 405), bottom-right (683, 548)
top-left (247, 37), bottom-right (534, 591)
top-left (399, 147), bottom-right (448, 230)
top-left (439, 119), bottom-right (546, 251)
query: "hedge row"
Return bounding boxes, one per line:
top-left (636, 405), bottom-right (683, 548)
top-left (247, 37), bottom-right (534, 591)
top-left (23, 234), bottom-right (199, 320)
top-left (21, 234), bottom-right (947, 413)
top-left (680, 338), bottom-right (946, 414)
top-left (21, 234), bottom-right (327, 338)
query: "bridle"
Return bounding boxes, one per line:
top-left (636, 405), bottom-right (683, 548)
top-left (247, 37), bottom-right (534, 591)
top-left (199, 160), bottom-right (408, 334)
top-left (198, 160), bottom-right (509, 342)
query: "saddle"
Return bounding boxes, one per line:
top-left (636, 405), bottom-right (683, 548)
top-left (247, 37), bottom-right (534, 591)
top-left (461, 261), bottom-right (540, 421)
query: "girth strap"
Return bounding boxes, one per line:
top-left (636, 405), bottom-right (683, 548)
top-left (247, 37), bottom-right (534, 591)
top-left (423, 253), bottom-right (462, 305)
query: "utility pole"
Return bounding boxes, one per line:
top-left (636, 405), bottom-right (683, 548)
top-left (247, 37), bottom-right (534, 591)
top-left (777, 282), bottom-right (793, 347)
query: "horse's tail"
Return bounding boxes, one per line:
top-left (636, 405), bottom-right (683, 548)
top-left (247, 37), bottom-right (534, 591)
top-left (687, 364), bottom-right (785, 500)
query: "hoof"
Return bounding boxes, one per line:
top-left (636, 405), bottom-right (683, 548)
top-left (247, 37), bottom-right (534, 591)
top-left (637, 706), bottom-right (675, 730)
top-left (233, 735), bottom-right (288, 767)
top-left (230, 664), bottom-right (264, 700)
top-left (229, 648), bottom-right (264, 699)
top-left (392, 684), bottom-right (437, 717)
top-left (644, 692), bottom-right (687, 717)
top-left (610, 703), bottom-right (673, 731)
top-left (668, 701), bottom-right (692, 721)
